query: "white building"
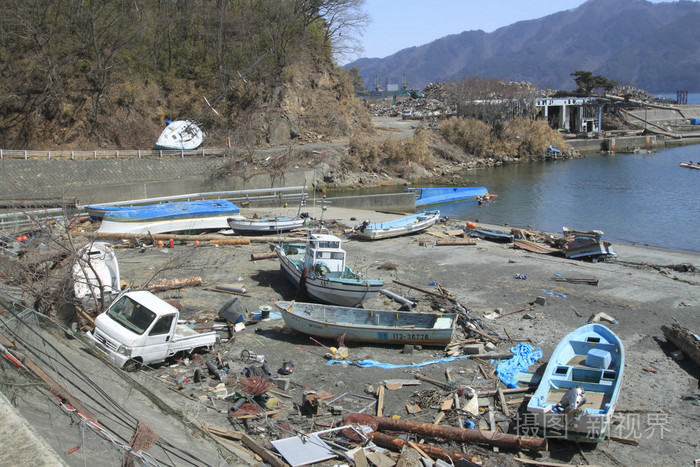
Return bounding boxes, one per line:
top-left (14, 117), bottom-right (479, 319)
top-left (536, 97), bottom-right (602, 134)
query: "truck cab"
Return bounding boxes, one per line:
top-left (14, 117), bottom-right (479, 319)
top-left (87, 290), bottom-right (217, 369)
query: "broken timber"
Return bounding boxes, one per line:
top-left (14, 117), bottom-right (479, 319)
top-left (661, 323), bottom-right (700, 366)
top-left (393, 280), bottom-right (457, 302)
top-left (345, 414), bottom-right (547, 451)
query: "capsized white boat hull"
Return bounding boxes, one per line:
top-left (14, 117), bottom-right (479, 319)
top-left (72, 242), bottom-right (121, 300)
top-left (154, 120), bottom-right (204, 150)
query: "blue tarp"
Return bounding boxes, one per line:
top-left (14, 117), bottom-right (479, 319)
top-left (327, 355), bottom-right (472, 369)
top-left (496, 343), bottom-right (543, 389)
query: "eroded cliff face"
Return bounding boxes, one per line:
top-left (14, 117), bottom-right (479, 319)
top-left (243, 64), bottom-right (373, 147)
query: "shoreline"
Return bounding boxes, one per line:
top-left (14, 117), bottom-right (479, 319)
top-left (1, 196), bottom-right (698, 467)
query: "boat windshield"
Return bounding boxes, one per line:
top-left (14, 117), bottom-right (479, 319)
top-left (316, 251), bottom-right (344, 260)
top-left (106, 295), bottom-right (156, 335)
top-left (316, 241), bottom-right (340, 249)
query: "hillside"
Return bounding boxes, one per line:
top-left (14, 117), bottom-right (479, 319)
top-left (0, 1), bottom-right (371, 151)
top-left (347, 0), bottom-right (700, 93)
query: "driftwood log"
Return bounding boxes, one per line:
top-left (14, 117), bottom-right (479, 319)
top-left (661, 324), bottom-right (700, 366)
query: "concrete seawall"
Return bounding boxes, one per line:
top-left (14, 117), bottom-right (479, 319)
top-left (1, 133), bottom-right (688, 212)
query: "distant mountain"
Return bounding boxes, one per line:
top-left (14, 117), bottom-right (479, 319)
top-left (347, 0), bottom-right (700, 92)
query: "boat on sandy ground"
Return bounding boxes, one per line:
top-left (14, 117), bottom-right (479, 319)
top-left (466, 225), bottom-right (514, 243)
top-left (562, 227), bottom-right (616, 261)
top-left (72, 242), bottom-right (121, 301)
top-left (274, 301), bottom-right (456, 346)
top-left (526, 323), bottom-right (624, 443)
top-left (274, 230), bottom-right (383, 307)
top-left (153, 120), bottom-right (204, 150)
top-left (353, 210), bottom-right (440, 240)
top-left (97, 200), bottom-right (243, 235)
top-left (406, 187), bottom-right (489, 207)
top-left (679, 161), bottom-right (700, 169)
top-left (227, 215), bottom-right (308, 235)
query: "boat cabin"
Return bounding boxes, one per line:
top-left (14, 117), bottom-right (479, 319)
top-left (303, 232), bottom-right (346, 276)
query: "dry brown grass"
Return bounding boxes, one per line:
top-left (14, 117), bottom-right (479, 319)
top-left (346, 130), bottom-right (434, 177)
top-left (440, 117), bottom-right (570, 158)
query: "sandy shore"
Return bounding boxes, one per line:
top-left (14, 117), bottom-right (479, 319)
top-left (104, 205), bottom-right (699, 466)
top-left (2, 205), bottom-right (698, 466)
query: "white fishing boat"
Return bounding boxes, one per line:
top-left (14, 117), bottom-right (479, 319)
top-left (227, 216), bottom-right (308, 235)
top-left (153, 120), bottom-right (204, 150)
top-left (97, 200), bottom-right (243, 235)
top-left (526, 323), bottom-right (625, 443)
top-left (275, 301), bottom-right (456, 346)
top-left (353, 210), bottom-right (440, 240)
top-left (72, 242), bottom-right (121, 301)
top-left (274, 230), bottom-right (383, 307)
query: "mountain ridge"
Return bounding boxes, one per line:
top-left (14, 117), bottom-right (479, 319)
top-left (347, 0), bottom-right (700, 92)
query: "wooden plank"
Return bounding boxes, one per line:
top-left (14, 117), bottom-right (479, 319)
top-left (240, 433), bottom-right (287, 467)
top-left (497, 388), bottom-right (510, 417)
top-left (376, 385), bottom-right (385, 417)
top-left (435, 239), bottom-right (476, 246)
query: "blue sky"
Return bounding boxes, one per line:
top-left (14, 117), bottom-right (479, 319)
top-left (351, 0), bottom-right (677, 62)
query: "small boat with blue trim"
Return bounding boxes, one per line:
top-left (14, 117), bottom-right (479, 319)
top-left (353, 210), bottom-right (440, 240)
top-left (406, 187), bottom-right (489, 207)
top-left (227, 215), bottom-right (308, 235)
top-left (274, 301), bottom-right (456, 346)
top-left (96, 200), bottom-right (242, 235)
top-left (274, 230), bottom-right (383, 307)
top-left (526, 323), bottom-right (624, 443)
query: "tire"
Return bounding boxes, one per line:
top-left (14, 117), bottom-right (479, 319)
top-left (123, 358), bottom-right (142, 372)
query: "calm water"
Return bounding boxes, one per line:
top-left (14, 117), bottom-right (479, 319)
top-left (335, 145), bottom-right (700, 252)
top-left (435, 145), bottom-right (700, 252)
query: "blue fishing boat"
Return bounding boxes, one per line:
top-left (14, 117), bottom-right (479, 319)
top-left (406, 187), bottom-right (489, 207)
top-left (353, 210), bottom-right (440, 240)
top-left (96, 200), bottom-right (242, 235)
top-left (274, 230), bottom-right (383, 307)
top-left (526, 323), bottom-right (625, 443)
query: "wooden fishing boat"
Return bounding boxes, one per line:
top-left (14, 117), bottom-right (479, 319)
top-left (275, 301), bottom-right (456, 345)
top-left (406, 187), bottom-right (489, 207)
top-left (96, 200), bottom-right (243, 235)
top-left (526, 323), bottom-right (624, 443)
top-left (227, 216), bottom-right (307, 235)
top-left (72, 242), bottom-right (121, 301)
top-left (274, 230), bottom-right (383, 307)
top-left (154, 120), bottom-right (204, 150)
top-left (353, 210), bottom-right (440, 240)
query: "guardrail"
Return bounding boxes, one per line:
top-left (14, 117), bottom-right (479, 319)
top-left (0, 148), bottom-right (237, 160)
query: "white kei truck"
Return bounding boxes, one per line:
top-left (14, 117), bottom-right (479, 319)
top-left (87, 290), bottom-right (217, 370)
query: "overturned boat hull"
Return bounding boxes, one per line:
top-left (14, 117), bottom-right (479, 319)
top-left (97, 200), bottom-right (242, 235)
top-left (406, 187), bottom-right (488, 207)
top-left (154, 120), bottom-right (204, 150)
top-left (72, 242), bottom-right (121, 301)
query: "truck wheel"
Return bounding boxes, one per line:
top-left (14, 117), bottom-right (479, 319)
top-left (124, 359), bottom-right (142, 372)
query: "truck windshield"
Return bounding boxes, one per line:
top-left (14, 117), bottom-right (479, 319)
top-left (106, 295), bottom-right (156, 335)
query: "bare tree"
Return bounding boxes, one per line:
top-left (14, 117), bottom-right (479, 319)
top-left (293, 0), bottom-right (369, 62)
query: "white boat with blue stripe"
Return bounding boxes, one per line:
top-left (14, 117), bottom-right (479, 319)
top-left (274, 230), bottom-right (383, 307)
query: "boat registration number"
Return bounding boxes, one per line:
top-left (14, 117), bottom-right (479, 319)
top-left (379, 332), bottom-right (430, 341)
